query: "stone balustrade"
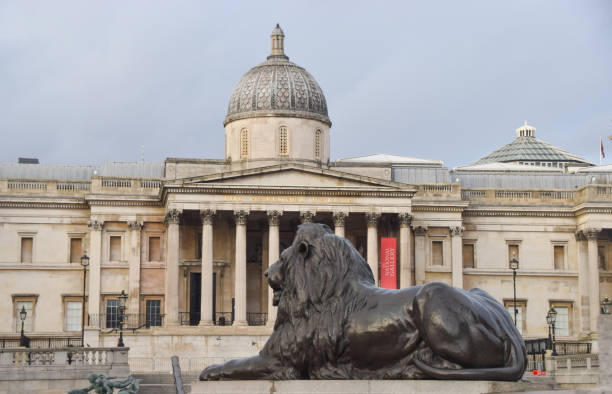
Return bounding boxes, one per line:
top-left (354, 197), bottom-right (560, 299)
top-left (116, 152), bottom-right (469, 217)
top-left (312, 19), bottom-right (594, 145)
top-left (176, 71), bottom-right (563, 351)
top-left (546, 353), bottom-right (600, 386)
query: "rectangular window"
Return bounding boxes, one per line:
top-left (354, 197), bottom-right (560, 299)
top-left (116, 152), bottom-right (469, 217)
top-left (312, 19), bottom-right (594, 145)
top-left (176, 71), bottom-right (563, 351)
top-left (70, 238), bottom-right (83, 264)
top-left (109, 236), bottom-right (121, 261)
top-left (504, 301), bottom-right (524, 335)
top-left (462, 243), bottom-right (475, 268)
top-left (15, 301), bottom-right (33, 332)
top-left (196, 233), bottom-right (202, 260)
top-left (554, 245), bottom-right (565, 270)
top-left (508, 244), bottom-right (519, 263)
top-left (145, 300), bottom-right (162, 327)
top-left (65, 301), bottom-right (82, 331)
top-left (21, 237), bottom-right (33, 263)
top-left (149, 236), bottom-right (161, 262)
top-left (431, 241), bottom-right (443, 266)
top-left (240, 128), bottom-right (249, 158)
top-left (599, 246), bottom-right (606, 270)
top-left (106, 299), bottom-right (120, 329)
top-left (552, 305), bottom-right (570, 337)
top-left (279, 126), bottom-right (288, 156)
top-left (314, 129), bottom-right (322, 159)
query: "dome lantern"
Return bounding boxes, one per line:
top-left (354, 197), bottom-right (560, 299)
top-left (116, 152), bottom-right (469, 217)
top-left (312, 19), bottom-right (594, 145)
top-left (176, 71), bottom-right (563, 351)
top-left (516, 121), bottom-right (536, 138)
top-left (268, 24), bottom-right (288, 60)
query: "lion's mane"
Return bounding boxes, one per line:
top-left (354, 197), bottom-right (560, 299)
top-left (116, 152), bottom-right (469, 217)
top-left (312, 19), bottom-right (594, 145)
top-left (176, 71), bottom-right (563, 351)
top-left (260, 224), bottom-right (374, 379)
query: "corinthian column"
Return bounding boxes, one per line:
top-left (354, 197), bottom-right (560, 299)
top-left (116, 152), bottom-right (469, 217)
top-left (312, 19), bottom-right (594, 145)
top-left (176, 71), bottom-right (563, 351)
top-left (366, 212), bottom-right (380, 284)
top-left (333, 212), bottom-right (347, 238)
top-left (576, 230), bottom-right (590, 334)
top-left (233, 210), bottom-right (249, 326)
top-left (450, 226), bottom-right (464, 289)
top-left (413, 225), bottom-right (427, 285)
top-left (266, 210), bottom-right (281, 327)
top-left (164, 209), bottom-right (181, 326)
top-left (200, 209), bottom-right (215, 326)
top-left (87, 220), bottom-right (103, 326)
top-left (300, 211), bottom-right (315, 224)
top-left (587, 228), bottom-right (602, 334)
top-left (127, 221), bottom-right (142, 314)
top-left (398, 213), bottom-right (412, 288)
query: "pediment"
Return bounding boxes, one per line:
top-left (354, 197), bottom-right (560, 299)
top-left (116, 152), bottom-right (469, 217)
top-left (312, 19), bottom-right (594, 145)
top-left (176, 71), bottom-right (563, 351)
top-left (179, 164), bottom-right (408, 190)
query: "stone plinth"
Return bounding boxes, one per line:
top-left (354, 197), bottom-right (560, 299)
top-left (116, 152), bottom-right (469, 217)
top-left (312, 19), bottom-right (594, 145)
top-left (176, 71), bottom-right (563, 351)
top-left (599, 314), bottom-right (612, 390)
top-left (191, 380), bottom-right (548, 394)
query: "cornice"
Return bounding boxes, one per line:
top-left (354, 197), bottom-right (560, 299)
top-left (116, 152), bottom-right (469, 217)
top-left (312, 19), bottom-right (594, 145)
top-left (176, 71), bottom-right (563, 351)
top-left (0, 199), bottom-right (88, 209)
top-left (463, 209), bottom-right (574, 217)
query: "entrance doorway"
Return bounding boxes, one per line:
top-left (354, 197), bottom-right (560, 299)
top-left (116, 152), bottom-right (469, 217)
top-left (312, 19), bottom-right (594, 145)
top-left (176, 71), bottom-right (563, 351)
top-left (189, 272), bottom-right (216, 325)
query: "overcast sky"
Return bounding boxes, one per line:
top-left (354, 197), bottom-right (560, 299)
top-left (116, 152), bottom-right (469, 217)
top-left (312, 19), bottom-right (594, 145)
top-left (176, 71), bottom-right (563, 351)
top-left (1, 1), bottom-right (611, 168)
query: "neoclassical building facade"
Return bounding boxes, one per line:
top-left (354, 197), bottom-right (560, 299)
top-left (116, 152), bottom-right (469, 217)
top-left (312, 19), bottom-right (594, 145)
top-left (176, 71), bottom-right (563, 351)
top-left (1, 25), bottom-right (611, 372)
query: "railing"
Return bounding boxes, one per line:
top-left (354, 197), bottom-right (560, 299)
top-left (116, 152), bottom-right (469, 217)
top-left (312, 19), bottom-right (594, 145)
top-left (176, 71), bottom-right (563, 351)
top-left (178, 312), bottom-right (235, 326)
top-left (88, 313), bottom-right (164, 330)
top-left (0, 347), bottom-right (128, 368)
top-left (101, 179), bottom-right (132, 188)
top-left (525, 338), bottom-right (548, 372)
top-left (140, 180), bottom-right (161, 188)
top-left (56, 182), bottom-right (90, 191)
top-left (8, 181), bottom-right (47, 190)
top-left (555, 341), bottom-right (592, 355)
top-left (247, 312), bottom-right (268, 326)
top-left (0, 336), bottom-right (82, 349)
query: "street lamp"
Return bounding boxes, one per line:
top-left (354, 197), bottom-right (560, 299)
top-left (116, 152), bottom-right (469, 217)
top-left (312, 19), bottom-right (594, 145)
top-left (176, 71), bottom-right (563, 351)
top-left (80, 254), bottom-right (89, 347)
top-left (546, 308), bottom-right (558, 356)
top-left (509, 252), bottom-right (519, 328)
top-left (602, 296), bottom-right (611, 315)
top-left (117, 290), bottom-right (128, 347)
top-left (19, 306), bottom-right (29, 348)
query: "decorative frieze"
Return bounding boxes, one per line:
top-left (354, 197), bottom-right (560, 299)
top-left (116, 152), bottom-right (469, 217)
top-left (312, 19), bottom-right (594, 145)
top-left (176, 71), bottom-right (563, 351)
top-left (365, 212), bottom-right (380, 227)
top-left (87, 220), bottom-right (104, 231)
top-left (234, 210), bottom-right (249, 225)
top-left (333, 212), bottom-right (347, 227)
top-left (300, 211), bottom-right (315, 223)
top-left (200, 209), bottom-right (216, 225)
top-left (164, 209), bottom-right (181, 225)
top-left (398, 213), bottom-right (412, 227)
top-left (267, 210), bottom-right (282, 226)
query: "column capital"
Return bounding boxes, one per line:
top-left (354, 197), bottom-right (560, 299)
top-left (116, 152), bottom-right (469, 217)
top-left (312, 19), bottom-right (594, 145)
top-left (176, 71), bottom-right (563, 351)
top-left (586, 228), bottom-right (602, 240)
top-left (87, 220), bottom-right (104, 231)
top-left (575, 230), bottom-right (587, 241)
top-left (412, 225), bottom-right (428, 236)
top-left (300, 211), bottom-right (315, 223)
top-left (398, 213), bottom-right (412, 227)
top-left (267, 210), bottom-right (282, 226)
top-left (365, 212), bottom-right (380, 227)
top-left (127, 221), bottom-right (143, 231)
top-left (164, 209), bottom-right (181, 226)
top-left (450, 226), bottom-right (464, 237)
top-left (333, 211), bottom-right (347, 227)
top-left (200, 209), bottom-right (216, 225)
top-left (234, 210), bottom-right (249, 225)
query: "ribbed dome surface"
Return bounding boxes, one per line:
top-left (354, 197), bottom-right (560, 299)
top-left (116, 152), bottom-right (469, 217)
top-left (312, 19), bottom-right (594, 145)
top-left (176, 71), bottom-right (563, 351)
top-left (224, 25), bottom-right (329, 126)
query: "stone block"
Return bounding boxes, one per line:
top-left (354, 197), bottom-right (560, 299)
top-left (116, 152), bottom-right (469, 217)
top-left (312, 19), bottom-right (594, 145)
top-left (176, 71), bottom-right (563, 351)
top-left (599, 314), bottom-right (612, 389)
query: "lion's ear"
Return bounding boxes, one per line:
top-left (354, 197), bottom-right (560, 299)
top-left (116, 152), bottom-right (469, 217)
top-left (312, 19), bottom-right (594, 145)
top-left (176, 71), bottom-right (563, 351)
top-left (298, 241), bottom-right (310, 258)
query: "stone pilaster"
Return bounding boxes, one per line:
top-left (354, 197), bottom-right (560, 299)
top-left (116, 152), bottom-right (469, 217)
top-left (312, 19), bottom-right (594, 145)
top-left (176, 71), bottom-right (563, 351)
top-left (127, 221), bottom-right (142, 314)
top-left (586, 228), bottom-right (602, 334)
top-left (413, 225), bottom-right (427, 285)
top-left (575, 230), bottom-right (591, 334)
top-left (233, 210), bottom-right (249, 326)
top-left (366, 212), bottom-right (380, 284)
top-left (87, 219), bottom-right (103, 326)
top-left (200, 209), bottom-right (215, 326)
top-left (164, 209), bottom-right (181, 326)
top-left (333, 212), bottom-right (347, 238)
top-left (266, 210), bottom-right (282, 327)
top-left (450, 226), bottom-right (464, 289)
top-left (398, 213), bottom-right (412, 288)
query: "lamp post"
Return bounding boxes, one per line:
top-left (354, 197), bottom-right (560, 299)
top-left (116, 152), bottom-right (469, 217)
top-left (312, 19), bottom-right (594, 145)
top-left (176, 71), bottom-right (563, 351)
top-left (80, 254), bottom-right (89, 347)
top-left (601, 296), bottom-right (611, 315)
top-left (546, 308), bottom-right (558, 356)
top-left (509, 252), bottom-right (519, 327)
top-left (19, 306), bottom-right (28, 347)
top-left (117, 290), bottom-right (127, 347)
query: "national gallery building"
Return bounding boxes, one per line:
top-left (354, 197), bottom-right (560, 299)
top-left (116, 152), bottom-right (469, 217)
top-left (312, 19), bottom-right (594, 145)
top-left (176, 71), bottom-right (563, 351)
top-left (1, 25), bottom-right (612, 372)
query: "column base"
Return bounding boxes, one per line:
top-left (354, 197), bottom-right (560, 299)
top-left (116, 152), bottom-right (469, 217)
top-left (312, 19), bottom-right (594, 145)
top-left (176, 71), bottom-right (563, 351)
top-left (233, 320), bottom-right (248, 327)
top-left (198, 320), bottom-right (215, 327)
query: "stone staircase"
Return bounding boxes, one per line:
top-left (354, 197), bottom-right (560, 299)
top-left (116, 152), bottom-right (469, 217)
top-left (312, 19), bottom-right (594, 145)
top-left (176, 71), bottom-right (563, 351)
top-left (133, 373), bottom-right (196, 394)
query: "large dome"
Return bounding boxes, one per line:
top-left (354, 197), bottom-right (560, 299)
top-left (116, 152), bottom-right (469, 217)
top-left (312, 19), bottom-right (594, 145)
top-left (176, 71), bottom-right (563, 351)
top-left (224, 25), bottom-right (330, 127)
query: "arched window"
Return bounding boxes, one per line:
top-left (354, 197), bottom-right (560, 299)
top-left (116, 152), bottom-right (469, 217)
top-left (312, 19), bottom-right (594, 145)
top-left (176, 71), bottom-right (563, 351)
top-left (240, 128), bottom-right (249, 158)
top-left (279, 126), bottom-right (288, 156)
top-left (314, 129), bottom-right (322, 159)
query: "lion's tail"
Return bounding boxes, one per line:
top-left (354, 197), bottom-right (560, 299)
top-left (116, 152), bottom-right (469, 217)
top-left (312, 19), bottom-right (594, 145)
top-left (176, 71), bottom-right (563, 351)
top-left (413, 336), bottom-right (526, 381)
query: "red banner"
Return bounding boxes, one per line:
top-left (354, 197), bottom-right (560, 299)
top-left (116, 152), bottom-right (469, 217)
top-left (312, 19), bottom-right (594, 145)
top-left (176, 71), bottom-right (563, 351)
top-left (380, 237), bottom-right (397, 289)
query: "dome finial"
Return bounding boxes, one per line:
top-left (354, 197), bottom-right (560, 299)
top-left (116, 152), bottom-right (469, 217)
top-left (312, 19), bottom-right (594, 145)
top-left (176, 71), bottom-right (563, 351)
top-left (268, 24), bottom-right (288, 60)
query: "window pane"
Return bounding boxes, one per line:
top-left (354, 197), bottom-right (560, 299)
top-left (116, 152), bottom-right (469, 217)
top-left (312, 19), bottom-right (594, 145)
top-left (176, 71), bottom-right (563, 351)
top-left (279, 127), bottom-right (288, 156)
top-left (463, 244), bottom-right (474, 268)
top-left (21, 238), bottom-right (33, 263)
top-left (149, 237), bottom-right (161, 261)
top-left (70, 238), bottom-right (82, 264)
top-left (110, 236), bottom-right (121, 261)
top-left (554, 245), bottom-right (565, 270)
top-left (554, 306), bottom-right (569, 337)
top-left (146, 300), bottom-right (162, 327)
top-left (106, 300), bottom-right (120, 328)
top-left (432, 241), bottom-right (443, 266)
top-left (66, 301), bottom-right (82, 331)
top-left (506, 304), bottom-right (523, 335)
top-left (15, 301), bottom-right (33, 332)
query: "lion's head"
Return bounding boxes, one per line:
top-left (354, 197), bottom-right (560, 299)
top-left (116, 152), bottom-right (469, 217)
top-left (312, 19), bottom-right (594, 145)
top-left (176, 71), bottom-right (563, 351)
top-left (264, 223), bottom-right (374, 313)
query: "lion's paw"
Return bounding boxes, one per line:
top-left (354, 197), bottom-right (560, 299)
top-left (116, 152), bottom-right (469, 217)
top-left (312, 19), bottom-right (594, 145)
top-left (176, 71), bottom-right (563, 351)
top-left (199, 364), bottom-right (225, 381)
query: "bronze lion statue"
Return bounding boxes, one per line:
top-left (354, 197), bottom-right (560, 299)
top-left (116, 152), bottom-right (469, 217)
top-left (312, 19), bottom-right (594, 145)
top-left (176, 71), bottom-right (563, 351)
top-left (200, 223), bottom-right (526, 381)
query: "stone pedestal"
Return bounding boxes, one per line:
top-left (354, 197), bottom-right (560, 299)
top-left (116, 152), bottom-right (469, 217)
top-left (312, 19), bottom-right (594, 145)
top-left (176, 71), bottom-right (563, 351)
top-left (599, 314), bottom-right (612, 390)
